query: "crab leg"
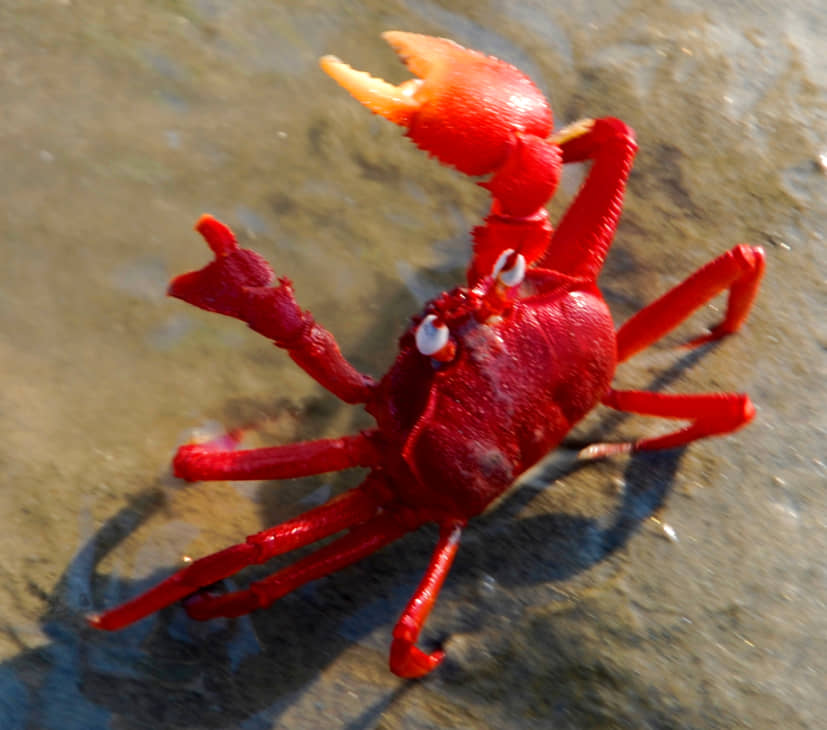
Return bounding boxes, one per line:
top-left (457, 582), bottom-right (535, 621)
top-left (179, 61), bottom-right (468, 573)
top-left (169, 215), bottom-right (375, 404)
top-left (181, 511), bottom-right (411, 621)
top-left (581, 389), bottom-right (755, 459)
top-left (172, 430), bottom-right (380, 482)
top-left (579, 245), bottom-right (765, 459)
top-left (537, 117), bottom-right (638, 280)
top-left (615, 244), bottom-right (766, 363)
top-left (390, 521), bottom-right (463, 678)
top-left (89, 476), bottom-right (391, 630)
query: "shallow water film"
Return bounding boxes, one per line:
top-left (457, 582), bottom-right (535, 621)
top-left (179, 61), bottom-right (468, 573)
top-left (1, 1), bottom-right (825, 728)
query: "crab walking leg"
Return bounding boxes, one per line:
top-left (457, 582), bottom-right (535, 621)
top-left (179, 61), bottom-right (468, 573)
top-left (182, 512), bottom-right (411, 621)
top-left (538, 117), bottom-right (638, 280)
top-left (88, 480), bottom-right (388, 630)
top-left (169, 215), bottom-right (376, 404)
top-left (580, 390), bottom-right (756, 459)
top-left (615, 244), bottom-right (766, 363)
top-left (173, 430), bottom-right (380, 482)
top-left (390, 521), bottom-right (463, 678)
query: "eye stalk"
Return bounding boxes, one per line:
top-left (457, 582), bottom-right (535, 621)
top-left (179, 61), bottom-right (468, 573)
top-left (492, 249), bottom-right (526, 288)
top-left (415, 314), bottom-right (457, 362)
top-left (475, 248), bottom-right (527, 323)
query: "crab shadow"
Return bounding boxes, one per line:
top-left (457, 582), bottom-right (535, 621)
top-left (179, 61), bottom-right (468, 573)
top-left (0, 265), bottom-right (719, 729)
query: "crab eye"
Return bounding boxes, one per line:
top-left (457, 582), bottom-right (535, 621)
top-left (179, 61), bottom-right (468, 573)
top-left (492, 249), bottom-right (526, 287)
top-left (415, 314), bottom-right (455, 361)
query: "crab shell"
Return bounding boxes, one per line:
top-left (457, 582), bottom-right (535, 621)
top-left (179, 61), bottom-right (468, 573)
top-left (366, 269), bottom-right (616, 519)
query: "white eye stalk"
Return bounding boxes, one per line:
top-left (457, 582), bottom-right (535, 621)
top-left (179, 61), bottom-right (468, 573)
top-left (415, 314), bottom-right (456, 362)
top-left (492, 249), bottom-right (526, 288)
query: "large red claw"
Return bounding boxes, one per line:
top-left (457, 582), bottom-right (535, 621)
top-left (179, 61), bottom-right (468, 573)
top-left (321, 31), bottom-right (553, 177)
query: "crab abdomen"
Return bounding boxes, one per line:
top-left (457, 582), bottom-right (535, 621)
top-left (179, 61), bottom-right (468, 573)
top-left (399, 285), bottom-right (615, 518)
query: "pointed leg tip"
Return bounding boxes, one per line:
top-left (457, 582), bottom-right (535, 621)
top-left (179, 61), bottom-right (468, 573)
top-left (86, 611), bottom-right (119, 631)
top-left (578, 442), bottom-right (633, 461)
top-left (389, 639), bottom-right (446, 678)
top-left (390, 651), bottom-right (444, 679)
top-left (683, 324), bottom-right (736, 349)
top-left (549, 118), bottom-right (595, 145)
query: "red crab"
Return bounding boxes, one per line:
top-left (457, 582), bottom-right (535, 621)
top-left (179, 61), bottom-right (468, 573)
top-left (89, 32), bottom-right (765, 677)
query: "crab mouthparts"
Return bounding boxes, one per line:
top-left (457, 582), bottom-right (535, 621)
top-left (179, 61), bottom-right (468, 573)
top-left (320, 31), bottom-right (466, 127)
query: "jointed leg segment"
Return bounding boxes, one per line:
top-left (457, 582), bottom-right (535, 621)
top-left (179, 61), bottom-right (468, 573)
top-left (615, 243), bottom-right (766, 363)
top-left (183, 511), bottom-right (411, 621)
top-left (390, 521), bottom-right (463, 678)
top-left (539, 117), bottom-right (639, 280)
top-left (580, 388), bottom-right (756, 458)
top-left (581, 244), bottom-right (765, 459)
top-left (173, 430), bottom-right (380, 482)
top-left (89, 477), bottom-right (391, 630)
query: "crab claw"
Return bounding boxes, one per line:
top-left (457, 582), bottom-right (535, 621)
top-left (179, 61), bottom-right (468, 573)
top-left (321, 31), bottom-right (553, 177)
top-left (167, 215), bottom-right (275, 318)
